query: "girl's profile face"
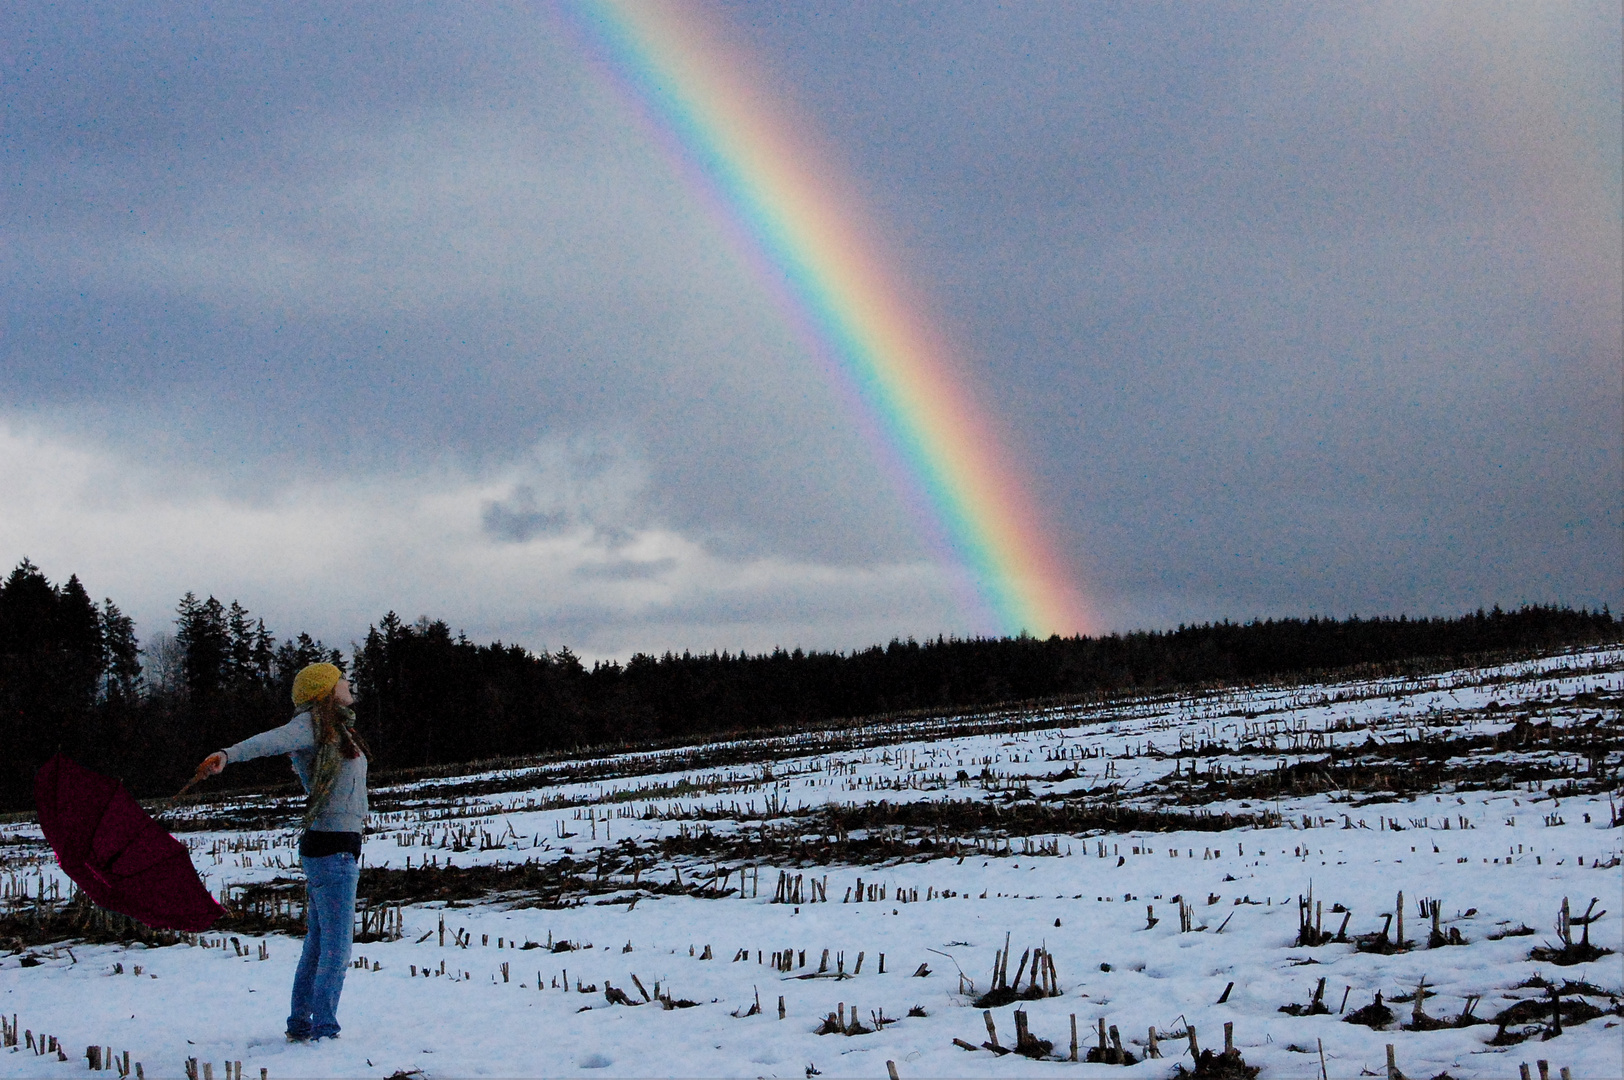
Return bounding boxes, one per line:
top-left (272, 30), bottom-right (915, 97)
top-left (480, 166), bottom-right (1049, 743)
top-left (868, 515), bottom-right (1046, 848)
top-left (333, 679), bottom-right (354, 708)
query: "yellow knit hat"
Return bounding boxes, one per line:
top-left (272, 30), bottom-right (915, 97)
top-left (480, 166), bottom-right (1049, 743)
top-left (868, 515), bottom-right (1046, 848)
top-left (292, 662), bottom-right (342, 706)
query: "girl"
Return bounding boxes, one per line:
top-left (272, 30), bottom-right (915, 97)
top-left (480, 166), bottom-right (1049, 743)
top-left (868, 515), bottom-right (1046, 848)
top-left (196, 662), bottom-right (369, 1041)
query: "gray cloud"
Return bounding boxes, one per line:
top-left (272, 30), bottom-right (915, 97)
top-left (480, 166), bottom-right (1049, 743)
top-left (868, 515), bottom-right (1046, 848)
top-left (573, 559), bottom-right (679, 582)
top-left (1, 1), bottom-right (1616, 654)
top-left (483, 491), bottom-right (572, 545)
top-left (0, 420), bottom-right (965, 658)
top-left (718, 1), bottom-right (1621, 624)
top-left (1, 8), bottom-right (923, 570)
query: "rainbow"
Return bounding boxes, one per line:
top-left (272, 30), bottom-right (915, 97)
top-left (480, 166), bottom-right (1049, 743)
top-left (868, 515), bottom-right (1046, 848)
top-left (571, 2), bottom-right (1091, 636)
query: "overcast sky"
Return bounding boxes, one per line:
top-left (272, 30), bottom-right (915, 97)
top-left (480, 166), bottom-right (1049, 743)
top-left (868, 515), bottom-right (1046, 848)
top-left (3, 2), bottom-right (1619, 660)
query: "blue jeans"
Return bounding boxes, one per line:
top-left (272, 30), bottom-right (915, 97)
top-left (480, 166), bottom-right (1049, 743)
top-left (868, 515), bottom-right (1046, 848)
top-left (289, 852), bottom-right (358, 1039)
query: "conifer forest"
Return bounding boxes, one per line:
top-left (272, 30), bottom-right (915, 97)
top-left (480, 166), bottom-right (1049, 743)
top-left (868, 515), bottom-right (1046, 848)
top-left (1, 557), bottom-right (1616, 811)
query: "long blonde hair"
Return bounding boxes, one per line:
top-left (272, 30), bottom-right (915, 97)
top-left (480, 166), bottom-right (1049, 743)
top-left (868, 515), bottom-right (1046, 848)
top-left (310, 694), bottom-right (369, 760)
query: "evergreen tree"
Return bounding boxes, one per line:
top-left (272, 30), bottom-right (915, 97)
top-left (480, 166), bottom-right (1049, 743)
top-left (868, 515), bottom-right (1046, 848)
top-left (58, 575), bottom-right (106, 704)
top-left (251, 619), bottom-right (276, 686)
top-left (176, 594), bottom-right (230, 697)
top-left (0, 560), bottom-right (111, 798)
top-left (0, 554), bottom-right (1618, 811)
top-left (226, 601), bottom-right (256, 690)
top-left (101, 598), bottom-right (142, 702)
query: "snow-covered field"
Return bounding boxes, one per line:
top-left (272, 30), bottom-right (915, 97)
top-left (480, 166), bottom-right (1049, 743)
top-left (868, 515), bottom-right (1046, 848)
top-left (4, 647), bottom-right (1621, 1078)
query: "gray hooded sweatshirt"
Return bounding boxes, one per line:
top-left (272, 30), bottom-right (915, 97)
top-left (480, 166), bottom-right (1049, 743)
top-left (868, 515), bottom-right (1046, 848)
top-left (222, 712), bottom-right (369, 833)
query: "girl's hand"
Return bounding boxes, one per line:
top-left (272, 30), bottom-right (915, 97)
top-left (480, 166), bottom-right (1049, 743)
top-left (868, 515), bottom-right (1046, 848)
top-left (198, 751), bottom-right (227, 778)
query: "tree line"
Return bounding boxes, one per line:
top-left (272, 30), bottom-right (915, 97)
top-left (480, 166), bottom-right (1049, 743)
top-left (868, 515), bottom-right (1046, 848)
top-left (2, 556), bottom-right (1617, 809)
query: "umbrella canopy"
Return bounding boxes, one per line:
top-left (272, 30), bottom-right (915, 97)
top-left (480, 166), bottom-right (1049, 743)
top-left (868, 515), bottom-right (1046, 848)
top-left (34, 754), bottom-right (225, 932)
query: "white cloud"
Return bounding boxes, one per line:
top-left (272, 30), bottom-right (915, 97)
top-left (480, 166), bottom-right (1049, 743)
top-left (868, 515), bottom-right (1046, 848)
top-left (0, 421), bottom-right (966, 659)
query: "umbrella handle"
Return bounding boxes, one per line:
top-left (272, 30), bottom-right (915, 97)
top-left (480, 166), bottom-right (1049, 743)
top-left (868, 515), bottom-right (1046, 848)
top-left (150, 769), bottom-right (206, 820)
top-left (173, 760), bottom-right (214, 799)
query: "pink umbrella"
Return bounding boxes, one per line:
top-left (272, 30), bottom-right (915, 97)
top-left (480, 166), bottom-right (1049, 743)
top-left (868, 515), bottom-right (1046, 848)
top-left (34, 754), bottom-right (225, 932)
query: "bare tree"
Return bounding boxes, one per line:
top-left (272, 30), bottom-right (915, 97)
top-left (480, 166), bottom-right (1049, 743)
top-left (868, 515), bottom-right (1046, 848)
top-left (142, 629), bottom-right (186, 697)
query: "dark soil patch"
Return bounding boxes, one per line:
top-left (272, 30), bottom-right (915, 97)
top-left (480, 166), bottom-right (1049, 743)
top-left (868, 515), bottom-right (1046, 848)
top-left (1354, 934), bottom-right (1412, 955)
top-left (1488, 995), bottom-right (1608, 1045)
top-left (1018, 1037), bottom-right (1058, 1060)
top-left (1487, 924), bottom-right (1535, 939)
top-left (1515, 977), bottom-right (1620, 998)
top-left (655, 800), bottom-right (1278, 869)
top-left (1404, 1012), bottom-right (1486, 1032)
top-left (1528, 941), bottom-right (1614, 965)
top-left (1492, 997), bottom-right (1605, 1029)
top-left (1174, 1049), bottom-right (1260, 1079)
top-left (0, 893), bottom-right (187, 949)
top-left (972, 985), bottom-right (1053, 1009)
top-left (1153, 717), bottom-right (1623, 805)
top-left (1, 851), bottom-right (737, 947)
top-left (1344, 993), bottom-right (1395, 1029)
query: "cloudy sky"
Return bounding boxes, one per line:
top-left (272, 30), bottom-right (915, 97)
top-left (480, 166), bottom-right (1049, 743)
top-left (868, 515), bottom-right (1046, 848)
top-left (3, 2), bottom-right (1619, 659)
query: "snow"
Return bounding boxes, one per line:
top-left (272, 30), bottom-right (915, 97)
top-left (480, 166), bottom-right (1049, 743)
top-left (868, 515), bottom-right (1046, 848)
top-left (4, 647), bottom-right (1621, 1078)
